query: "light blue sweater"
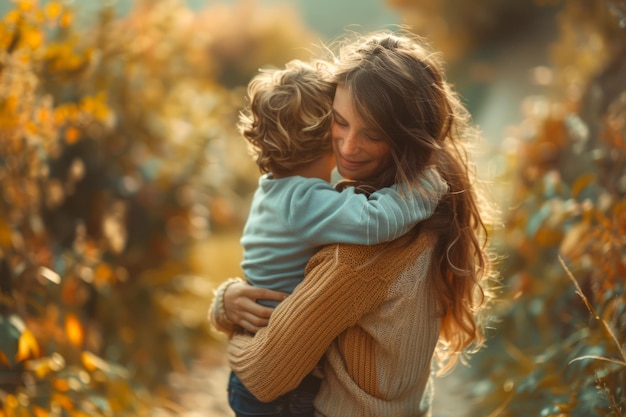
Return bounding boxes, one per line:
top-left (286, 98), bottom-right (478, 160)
top-left (241, 169), bottom-right (446, 305)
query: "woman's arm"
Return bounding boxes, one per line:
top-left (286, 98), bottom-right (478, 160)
top-left (227, 243), bottom-right (391, 402)
top-left (209, 278), bottom-right (287, 336)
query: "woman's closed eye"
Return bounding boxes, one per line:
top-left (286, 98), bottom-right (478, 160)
top-left (332, 110), bottom-right (348, 126)
top-left (364, 131), bottom-right (384, 142)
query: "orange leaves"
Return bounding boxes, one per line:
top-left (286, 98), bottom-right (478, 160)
top-left (469, 2), bottom-right (626, 414)
top-left (64, 313), bottom-right (83, 347)
top-left (0, 0), bottom-right (313, 415)
top-left (64, 126), bottom-right (80, 144)
top-left (602, 93), bottom-right (626, 149)
top-left (0, 219), bottom-right (12, 248)
top-left (570, 173), bottom-right (595, 199)
top-left (93, 263), bottom-right (114, 287)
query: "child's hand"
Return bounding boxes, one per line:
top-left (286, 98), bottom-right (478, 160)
top-left (224, 282), bottom-right (288, 334)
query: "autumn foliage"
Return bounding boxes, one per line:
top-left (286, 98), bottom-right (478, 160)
top-left (453, 1), bottom-right (626, 415)
top-left (0, 0), bottom-right (317, 415)
top-left (0, 0), bottom-right (625, 416)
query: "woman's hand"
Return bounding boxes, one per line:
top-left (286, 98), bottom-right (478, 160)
top-left (224, 282), bottom-right (288, 334)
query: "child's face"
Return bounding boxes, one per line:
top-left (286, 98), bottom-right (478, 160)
top-left (331, 85), bottom-right (391, 181)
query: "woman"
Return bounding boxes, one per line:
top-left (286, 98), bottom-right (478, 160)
top-left (211, 29), bottom-right (495, 416)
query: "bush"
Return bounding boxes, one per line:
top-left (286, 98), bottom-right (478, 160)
top-left (463, 1), bottom-right (626, 415)
top-left (0, 0), bottom-right (318, 415)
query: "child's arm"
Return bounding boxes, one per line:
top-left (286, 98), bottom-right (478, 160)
top-left (288, 166), bottom-right (448, 245)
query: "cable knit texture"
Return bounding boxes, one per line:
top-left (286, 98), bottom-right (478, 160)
top-left (227, 232), bottom-right (441, 417)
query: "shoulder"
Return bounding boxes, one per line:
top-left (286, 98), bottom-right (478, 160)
top-left (261, 175), bottom-right (334, 193)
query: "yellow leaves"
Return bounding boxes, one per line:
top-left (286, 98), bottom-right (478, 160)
top-left (25, 353), bottom-right (65, 378)
top-left (0, 3), bottom-right (98, 161)
top-left (81, 351), bottom-right (108, 373)
top-left (16, 328), bottom-right (40, 362)
top-left (2, 1), bottom-right (69, 31)
top-left (50, 94), bottom-right (111, 138)
top-left (79, 93), bottom-right (110, 122)
top-left (2, 10), bottom-right (21, 25)
top-left (53, 103), bottom-right (78, 124)
top-left (44, 42), bottom-right (88, 73)
top-left (22, 28), bottom-right (42, 49)
top-left (0, 1), bottom-right (52, 54)
top-left (81, 351), bottom-right (129, 379)
top-left (44, 2), bottom-right (64, 21)
top-left (16, 1), bottom-right (36, 13)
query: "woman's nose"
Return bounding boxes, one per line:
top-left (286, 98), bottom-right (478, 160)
top-left (339, 132), bottom-right (360, 156)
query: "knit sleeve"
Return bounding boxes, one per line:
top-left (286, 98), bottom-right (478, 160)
top-left (227, 243), bottom-right (393, 402)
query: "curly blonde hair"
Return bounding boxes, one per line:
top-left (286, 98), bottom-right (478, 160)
top-left (331, 30), bottom-right (497, 374)
top-left (238, 59), bottom-right (336, 176)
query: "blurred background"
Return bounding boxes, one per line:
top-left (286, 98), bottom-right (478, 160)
top-left (0, 0), bottom-right (624, 416)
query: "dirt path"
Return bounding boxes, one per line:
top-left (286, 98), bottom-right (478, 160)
top-left (170, 342), bottom-right (234, 417)
top-left (171, 341), bottom-right (472, 417)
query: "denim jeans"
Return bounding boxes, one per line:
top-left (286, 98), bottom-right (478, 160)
top-left (227, 371), bottom-right (320, 417)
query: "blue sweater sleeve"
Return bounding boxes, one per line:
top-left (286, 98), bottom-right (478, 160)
top-left (286, 167), bottom-right (448, 245)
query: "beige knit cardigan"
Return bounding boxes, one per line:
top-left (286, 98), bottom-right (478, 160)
top-left (211, 232), bottom-right (441, 417)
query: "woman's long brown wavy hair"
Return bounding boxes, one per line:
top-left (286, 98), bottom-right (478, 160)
top-left (331, 29), bottom-right (497, 374)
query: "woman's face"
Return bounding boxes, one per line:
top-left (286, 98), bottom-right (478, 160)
top-left (331, 85), bottom-right (392, 181)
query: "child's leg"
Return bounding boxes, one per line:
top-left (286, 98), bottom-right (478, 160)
top-left (228, 371), bottom-right (285, 417)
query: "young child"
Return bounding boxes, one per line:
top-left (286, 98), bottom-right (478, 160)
top-left (216, 59), bottom-right (447, 417)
